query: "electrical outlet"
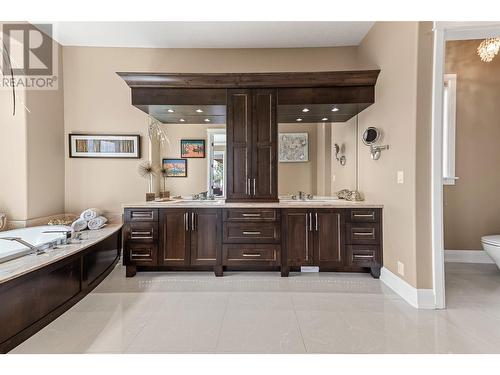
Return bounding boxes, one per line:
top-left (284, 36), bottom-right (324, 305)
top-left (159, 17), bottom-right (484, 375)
top-left (397, 261), bottom-right (405, 276)
top-left (332, 174), bottom-right (336, 182)
top-left (397, 170), bottom-right (404, 184)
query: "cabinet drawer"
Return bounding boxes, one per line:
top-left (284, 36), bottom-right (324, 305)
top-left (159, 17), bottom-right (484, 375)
top-left (125, 222), bottom-right (158, 243)
top-left (346, 223), bottom-right (380, 244)
top-left (125, 208), bottom-right (158, 222)
top-left (224, 209), bottom-right (279, 222)
top-left (348, 209), bottom-right (380, 223)
top-left (125, 243), bottom-right (158, 266)
top-left (223, 222), bottom-right (280, 243)
top-left (347, 245), bottom-right (379, 267)
top-left (223, 244), bottom-right (280, 265)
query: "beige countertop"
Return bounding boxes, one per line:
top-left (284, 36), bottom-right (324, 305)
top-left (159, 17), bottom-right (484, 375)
top-left (0, 224), bottom-right (122, 285)
top-left (123, 199), bottom-right (383, 209)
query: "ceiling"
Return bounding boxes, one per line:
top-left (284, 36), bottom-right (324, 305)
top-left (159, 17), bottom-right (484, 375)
top-left (47, 22), bottom-right (374, 48)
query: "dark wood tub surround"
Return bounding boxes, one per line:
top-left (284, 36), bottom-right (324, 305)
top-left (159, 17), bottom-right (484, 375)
top-left (0, 228), bottom-right (122, 353)
top-left (123, 207), bottom-right (382, 279)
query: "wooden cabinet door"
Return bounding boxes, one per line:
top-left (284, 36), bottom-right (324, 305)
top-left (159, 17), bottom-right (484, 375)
top-left (282, 210), bottom-right (313, 266)
top-left (251, 88), bottom-right (278, 201)
top-left (159, 209), bottom-right (189, 266)
top-left (190, 209), bottom-right (221, 266)
top-left (226, 89), bottom-right (252, 201)
top-left (314, 210), bottom-right (344, 267)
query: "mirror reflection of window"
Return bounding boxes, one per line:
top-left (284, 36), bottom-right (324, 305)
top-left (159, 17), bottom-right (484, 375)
top-left (208, 130), bottom-right (226, 197)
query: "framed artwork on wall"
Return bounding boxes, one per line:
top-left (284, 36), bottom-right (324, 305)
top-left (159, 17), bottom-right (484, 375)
top-left (69, 134), bottom-right (141, 158)
top-left (278, 132), bottom-right (309, 162)
top-left (162, 158), bottom-right (188, 177)
top-left (181, 139), bottom-right (206, 158)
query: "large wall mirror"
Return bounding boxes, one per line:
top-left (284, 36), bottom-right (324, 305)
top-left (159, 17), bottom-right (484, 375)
top-left (152, 121), bottom-right (227, 198)
top-left (150, 114), bottom-right (358, 199)
top-left (277, 115), bottom-right (358, 197)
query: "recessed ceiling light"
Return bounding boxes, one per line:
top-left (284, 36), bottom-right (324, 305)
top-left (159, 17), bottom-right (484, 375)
top-left (196, 109), bottom-right (203, 113)
top-left (179, 118), bottom-right (186, 122)
top-left (302, 108), bottom-right (310, 113)
top-left (321, 117), bottom-right (328, 121)
top-left (204, 118), bottom-right (210, 122)
top-left (296, 118), bottom-right (303, 122)
top-left (331, 107), bottom-right (339, 112)
top-left (167, 109), bottom-right (175, 113)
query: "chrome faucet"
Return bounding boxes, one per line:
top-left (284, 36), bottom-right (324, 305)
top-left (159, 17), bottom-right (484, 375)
top-left (192, 191), bottom-right (215, 201)
top-left (0, 237), bottom-right (45, 255)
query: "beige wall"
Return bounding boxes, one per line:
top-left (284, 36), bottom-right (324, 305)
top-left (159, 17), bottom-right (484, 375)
top-left (0, 88), bottom-right (28, 221)
top-left (0, 35), bottom-right (65, 224)
top-left (278, 123), bottom-right (318, 196)
top-left (63, 46), bottom-right (360, 215)
top-left (415, 22), bottom-right (434, 289)
top-left (444, 39), bottom-right (500, 250)
top-left (25, 44), bottom-right (65, 220)
top-left (356, 21), bottom-right (434, 289)
top-left (159, 123), bottom-right (224, 196)
top-left (357, 22), bottom-right (420, 287)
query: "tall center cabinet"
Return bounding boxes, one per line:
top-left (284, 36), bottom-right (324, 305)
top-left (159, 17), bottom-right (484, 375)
top-left (226, 88), bottom-right (278, 202)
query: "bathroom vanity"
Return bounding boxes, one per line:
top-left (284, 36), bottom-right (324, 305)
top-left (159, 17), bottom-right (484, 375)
top-left (119, 69), bottom-right (383, 279)
top-left (122, 202), bottom-right (382, 278)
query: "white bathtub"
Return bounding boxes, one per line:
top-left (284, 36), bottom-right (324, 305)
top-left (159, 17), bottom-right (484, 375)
top-left (0, 225), bottom-right (72, 264)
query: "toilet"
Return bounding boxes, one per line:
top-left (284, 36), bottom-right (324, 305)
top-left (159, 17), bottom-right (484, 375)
top-left (481, 235), bottom-right (500, 270)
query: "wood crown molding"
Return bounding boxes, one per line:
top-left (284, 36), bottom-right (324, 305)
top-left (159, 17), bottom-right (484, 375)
top-left (117, 70), bottom-right (380, 89)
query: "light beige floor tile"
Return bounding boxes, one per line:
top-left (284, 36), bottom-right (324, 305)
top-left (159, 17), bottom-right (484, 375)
top-left (10, 263), bottom-right (500, 354)
top-left (216, 310), bottom-right (305, 353)
top-left (125, 309), bottom-right (225, 353)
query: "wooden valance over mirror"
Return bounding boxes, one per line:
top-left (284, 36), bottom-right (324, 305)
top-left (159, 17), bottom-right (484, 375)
top-left (117, 70), bottom-right (380, 124)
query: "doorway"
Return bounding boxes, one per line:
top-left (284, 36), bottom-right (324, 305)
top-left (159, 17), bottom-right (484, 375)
top-left (431, 22), bottom-right (500, 308)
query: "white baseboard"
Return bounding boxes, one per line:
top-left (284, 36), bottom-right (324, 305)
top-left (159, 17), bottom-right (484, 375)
top-left (380, 267), bottom-right (435, 309)
top-left (445, 250), bottom-right (494, 264)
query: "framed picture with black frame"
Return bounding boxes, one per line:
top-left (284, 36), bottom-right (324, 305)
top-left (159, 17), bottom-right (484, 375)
top-left (69, 134), bottom-right (141, 158)
top-left (162, 158), bottom-right (188, 177)
top-left (180, 139), bottom-right (206, 158)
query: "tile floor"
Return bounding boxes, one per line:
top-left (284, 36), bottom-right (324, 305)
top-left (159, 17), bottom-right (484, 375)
top-left (10, 262), bottom-right (500, 353)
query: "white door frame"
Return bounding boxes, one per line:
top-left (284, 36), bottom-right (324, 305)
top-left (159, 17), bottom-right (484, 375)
top-left (431, 22), bottom-right (500, 309)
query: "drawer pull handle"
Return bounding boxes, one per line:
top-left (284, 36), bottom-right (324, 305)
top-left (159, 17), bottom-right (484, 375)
top-left (242, 231), bottom-right (261, 235)
top-left (131, 253), bottom-right (151, 258)
top-left (131, 231), bottom-right (153, 239)
top-left (132, 212), bottom-right (153, 218)
top-left (353, 231), bottom-right (374, 236)
top-left (354, 254), bottom-right (374, 258)
top-left (353, 213), bottom-right (375, 218)
top-left (242, 213), bottom-right (261, 217)
top-left (242, 253), bottom-right (262, 257)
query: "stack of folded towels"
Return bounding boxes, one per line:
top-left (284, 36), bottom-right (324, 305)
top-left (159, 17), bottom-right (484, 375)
top-left (71, 208), bottom-right (108, 232)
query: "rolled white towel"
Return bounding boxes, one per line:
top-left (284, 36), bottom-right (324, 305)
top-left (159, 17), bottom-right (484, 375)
top-left (80, 208), bottom-right (101, 221)
top-left (87, 216), bottom-right (108, 230)
top-left (71, 218), bottom-right (88, 232)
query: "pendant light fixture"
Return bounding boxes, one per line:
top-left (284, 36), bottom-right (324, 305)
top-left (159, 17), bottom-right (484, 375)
top-left (477, 38), bottom-right (500, 62)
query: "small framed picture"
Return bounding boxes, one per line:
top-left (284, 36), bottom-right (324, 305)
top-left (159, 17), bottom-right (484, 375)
top-left (69, 134), bottom-right (140, 158)
top-left (162, 158), bottom-right (187, 177)
top-left (181, 139), bottom-right (205, 158)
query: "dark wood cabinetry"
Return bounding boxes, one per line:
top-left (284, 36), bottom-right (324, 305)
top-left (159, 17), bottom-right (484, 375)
top-left (124, 208), bottom-right (221, 276)
top-left (281, 209), bottom-right (345, 276)
top-left (345, 208), bottom-right (382, 278)
top-left (124, 207), bottom-right (381, 278)
top-left (226, 89), bottom-right (278, 202)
